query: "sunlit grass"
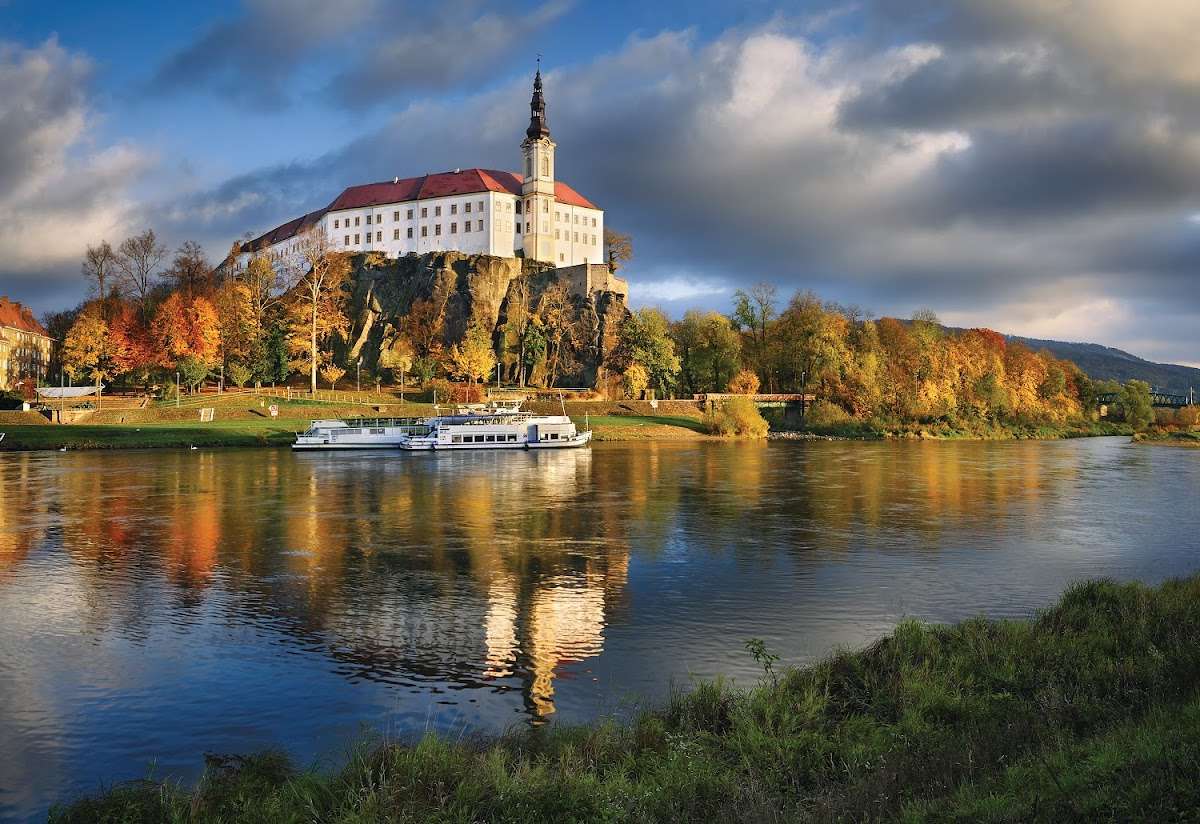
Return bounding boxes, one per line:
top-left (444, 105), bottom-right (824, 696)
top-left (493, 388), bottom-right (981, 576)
top-left (50, 574), bottom-right (1200, 822)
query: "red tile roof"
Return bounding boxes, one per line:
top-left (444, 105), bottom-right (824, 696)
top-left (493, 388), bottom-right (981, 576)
top-left (244, 168), bottom-right (598, 252)
top-left (0, 297), bottom-right (49, 338)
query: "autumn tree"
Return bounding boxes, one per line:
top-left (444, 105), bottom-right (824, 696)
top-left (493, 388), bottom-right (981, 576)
top-left (152, 292), bottom-right (221, 374)
top-left (284, 229), bottom-right (351, 392)
top-left (116, 230), bottom-right (168, 320)
top-left (603, 227), bottom-right (633, 272)
top-left (728, 369), bottom-right (760, 394)
top-left (622, 363), bottom-right (649, 398)
top-left (732, 282), bottom-right (777, 388)
top-left (62, 307), bottom-right (114, 387)
top-left (166, 241), bottom-right (212, 296)
top-left (213, 280), bottom-right (262, 369)
top-left (672, 310), bottom-right (741, 394)
top-left (502, 279), bottom-right (534, 385)
top-left (536, 281), bottom-right (576, 387)
top-left (320, 364), bottom-right (346, 390)
top-left (379, 335), bottom-right (415, 387)
top-left (450, 322), bottom-right (497, 384)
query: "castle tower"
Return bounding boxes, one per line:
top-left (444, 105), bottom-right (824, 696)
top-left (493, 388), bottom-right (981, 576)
top-left (521, 65), bottom-right (556, 264)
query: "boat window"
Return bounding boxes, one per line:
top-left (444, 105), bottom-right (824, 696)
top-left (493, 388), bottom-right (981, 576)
top-left (370, 428), bottom-right (384, 435)
top-left (508, 434), bottom-right (517, 442)
top-left (485, 435), bottom-right (495, 442)
top-left (452, 436), bottom-right (461, 443)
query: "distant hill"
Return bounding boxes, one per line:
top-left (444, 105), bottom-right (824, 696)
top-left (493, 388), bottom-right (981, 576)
top-left (1007, 336), bottom-right (1199, 395)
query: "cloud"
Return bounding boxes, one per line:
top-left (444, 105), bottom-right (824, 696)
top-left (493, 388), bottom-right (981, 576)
top-left (12, 3), bottom-right (1200, 365)
top-left (327, 0), bottom-right (571, 110)
top-left (0, 38), bottom-right (152, 300)
top-left (148, 0), bottom-right (378, 108)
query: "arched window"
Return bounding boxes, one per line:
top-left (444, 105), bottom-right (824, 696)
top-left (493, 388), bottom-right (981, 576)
top-left (541, 155), bottom-right (549, 177)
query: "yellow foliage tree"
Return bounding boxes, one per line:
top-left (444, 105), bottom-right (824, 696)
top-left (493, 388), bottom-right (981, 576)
top-left (450, 323), bottom-right (497, 384)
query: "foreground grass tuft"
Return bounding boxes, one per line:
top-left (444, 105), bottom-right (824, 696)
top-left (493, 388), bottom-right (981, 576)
top-left (52, 575), bottom-right (1200, 822)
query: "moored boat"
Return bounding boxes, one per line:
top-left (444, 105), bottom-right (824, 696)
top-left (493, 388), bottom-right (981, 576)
top-left (398, 410), bottom-right (591, 450)
top-left (292, 417), bottom-right (431, 450)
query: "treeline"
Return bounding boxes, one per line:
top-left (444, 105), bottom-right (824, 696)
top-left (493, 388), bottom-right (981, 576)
top-left (615, 283), bottom-right (1116, 428)
top-left (49, 227), bottom-right (1127, 429)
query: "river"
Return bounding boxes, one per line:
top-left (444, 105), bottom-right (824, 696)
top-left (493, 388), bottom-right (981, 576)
top-left (0, 438), bottom-right (1196, 820)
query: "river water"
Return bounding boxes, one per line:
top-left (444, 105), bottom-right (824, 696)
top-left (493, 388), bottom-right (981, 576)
top-left (0, 438), bottom-right (1197, 820)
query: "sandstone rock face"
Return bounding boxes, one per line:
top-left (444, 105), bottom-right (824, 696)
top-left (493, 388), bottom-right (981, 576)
top-left (337, 251), bottom-right (628, 388)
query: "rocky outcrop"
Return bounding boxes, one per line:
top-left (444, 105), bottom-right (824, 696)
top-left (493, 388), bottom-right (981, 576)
top-left (337, 251), bottom-right (628, 388)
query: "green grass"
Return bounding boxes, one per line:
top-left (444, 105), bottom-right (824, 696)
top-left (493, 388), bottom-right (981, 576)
top-left (577, 414), bottom-right (709, 433)
top-left (0, 419), bottom-right (306, 450)
top-left (50, 574), bottom-right (1200, 822)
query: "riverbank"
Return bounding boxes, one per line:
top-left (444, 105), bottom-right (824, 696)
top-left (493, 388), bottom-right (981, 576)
top-left (1134, 429), bottom-right (1200, 447)
top-left (52, 574), bottom-right (1200, 822)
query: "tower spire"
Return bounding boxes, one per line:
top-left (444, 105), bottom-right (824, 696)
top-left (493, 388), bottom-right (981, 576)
top-left (526, 60), bottom-right (550, 140)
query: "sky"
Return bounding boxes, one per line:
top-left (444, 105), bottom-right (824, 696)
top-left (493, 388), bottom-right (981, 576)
top-left (1, 0), bottom-right (1198, 366)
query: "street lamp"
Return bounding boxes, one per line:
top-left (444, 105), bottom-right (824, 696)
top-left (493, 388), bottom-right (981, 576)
top-left (176, 370), bottom-right (180, 408)
top-left (356, 356), bottom-right (362, 393)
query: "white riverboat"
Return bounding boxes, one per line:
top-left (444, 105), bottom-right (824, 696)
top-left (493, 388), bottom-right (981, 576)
top-left (292, 417), bottom-right (431, 450)
top-left (398, 410), bottom-right (591, 450)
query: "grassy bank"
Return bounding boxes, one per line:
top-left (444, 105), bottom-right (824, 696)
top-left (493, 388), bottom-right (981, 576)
top-left (1133, 429), bottom-right (1200, 447)
top-left (53, 574), bottom-right (1200, 822)
top-left (790, 417), bottom-right (1133, 441)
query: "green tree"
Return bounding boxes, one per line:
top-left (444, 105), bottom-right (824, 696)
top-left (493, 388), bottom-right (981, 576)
top-left (616, 307), bottom-right (680, 396)
top-left (177, 356), bottom-right (210, 393)
top-left (1121, 380), bottom-right (1154, 431)
top-left (227, 362), bottom-right (253, 388)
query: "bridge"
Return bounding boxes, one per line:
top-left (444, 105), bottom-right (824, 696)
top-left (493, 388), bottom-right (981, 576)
top-left (1095, 389), bottom-right (1195, 409)
top-left (695, 393), bottom-right (813, 409)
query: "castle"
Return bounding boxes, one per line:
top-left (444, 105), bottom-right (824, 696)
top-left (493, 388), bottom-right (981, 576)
top-left (234, 68), bottom-right (627, 298)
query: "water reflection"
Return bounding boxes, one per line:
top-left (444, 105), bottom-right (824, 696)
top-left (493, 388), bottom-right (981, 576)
top-left (0, 439), bottom-right (1197, 821)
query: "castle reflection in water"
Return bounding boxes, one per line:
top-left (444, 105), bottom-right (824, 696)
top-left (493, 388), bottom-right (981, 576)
top-left (0, 438), bottom-right (1102, 720)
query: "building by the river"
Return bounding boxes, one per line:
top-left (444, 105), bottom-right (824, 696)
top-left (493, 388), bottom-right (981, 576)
top-left (0, 297), bottom-right (51, 391)
top-left (233, 68), bottom-right (625, 297)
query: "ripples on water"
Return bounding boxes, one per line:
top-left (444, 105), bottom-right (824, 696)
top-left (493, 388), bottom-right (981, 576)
top-left (0, 438), bottom-right (1197, 820)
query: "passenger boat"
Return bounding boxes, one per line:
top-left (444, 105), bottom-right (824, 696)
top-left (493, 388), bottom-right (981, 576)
top-left (397, 410), bottom-right (591, 450)
top-left (291, 417), bottom-right (432, 450)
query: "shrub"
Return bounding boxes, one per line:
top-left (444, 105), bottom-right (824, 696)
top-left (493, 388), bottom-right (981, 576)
top-left (727, 369), bottom-right (760, 395)
top-left (804, 399), bottom-right (851, 428)
top-left (428, 378), bottom-right (484, 404)
top-left (704, 396), bottom-right (769, 437)
top-left (227, 363), bottom-right (253, 389)
top-left (1178, 405), bottom-right (1200, 428)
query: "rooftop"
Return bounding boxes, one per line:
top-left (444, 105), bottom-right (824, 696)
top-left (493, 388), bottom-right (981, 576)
top-left (0, 297), bottom-right (49, 338)
top-left (243, 168), bottom-right (598, 253)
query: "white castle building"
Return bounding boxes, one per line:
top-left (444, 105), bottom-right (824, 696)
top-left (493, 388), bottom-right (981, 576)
top-left (234, 69), bottom-right (625, 296)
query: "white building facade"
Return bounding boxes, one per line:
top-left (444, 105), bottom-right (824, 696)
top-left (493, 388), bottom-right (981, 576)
top-left (234, 70), bottom-right (606, 277)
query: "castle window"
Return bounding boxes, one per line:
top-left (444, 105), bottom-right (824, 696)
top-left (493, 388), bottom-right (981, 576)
top-left (464, 222), bottom-right (471, 233)
top-left (344, 235), bottom-right (350, 246)
top-left (407, 209), bottom-right (414, 219)
top-left (591, 217), bottom-right (597, 227)
top-left (450, 204), bottom-right (457, 215)
top-left (526, 156), bottom-right (532, 176)
top-left (515, 201), bottom-right (522, 214)
top-left (421, 207), bottom-right (427, 218)
top-left (465, 202), bottom-right (471, 213)
top-left (407, 228), bottom-right (413, 238)
top-left (516, 222), bottom-right (522, 233)
top-left (555, 230), bottom-right (560, 240)
top-left (376, 231), bottom-right (382, 242)
top-left (543, 200), bottom-right (548, 212)
top-left (435, 224), bottom-right (442, 236)
top-left (393, 229), bottom-right (400, 240)
top-left (421, 226), bottom-right (428, 237)
top-left (393, 211), bottom-right (399, 221)
top-left (478, 220), bottom-right (484, 231)
top-left (377, 214), bottom-right (382, 223)
top-left (573, 232), bottom-right (578, 242)
top-left (574, 215), bottom-right (578, 224)
top-left (355, 217), bottom-right (361, 226)
top-left (355, 233), bottom-right (360, 243)
top-left (559, 253), bottom-right (565, 262)
top-left (334, 219), bottom-right (340, 228)
top-left (541, 156), bottom-right (549, 176)
top-left (478, 200), bottom-right (484, 211)
top-left (435, 206), bottom-right (441, 217)
top-left (450, 222), bottom-right (457, 234)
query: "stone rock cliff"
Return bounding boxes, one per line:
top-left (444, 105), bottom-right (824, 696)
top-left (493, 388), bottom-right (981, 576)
top-left (336, 251), bottom-right (628, 388)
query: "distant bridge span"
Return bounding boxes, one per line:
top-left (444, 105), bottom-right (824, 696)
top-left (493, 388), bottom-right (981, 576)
top-left (1095, 389), bottom-right (1195, 409)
